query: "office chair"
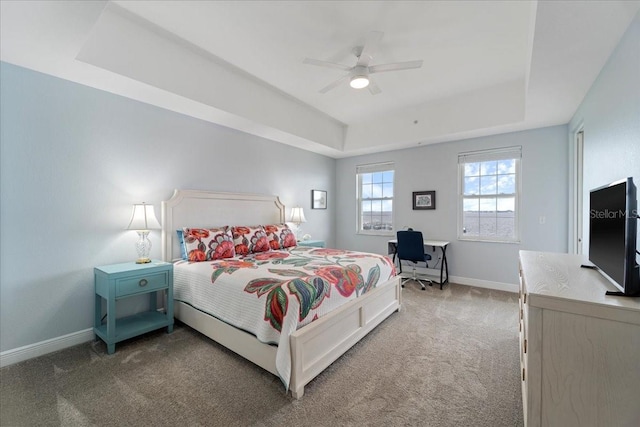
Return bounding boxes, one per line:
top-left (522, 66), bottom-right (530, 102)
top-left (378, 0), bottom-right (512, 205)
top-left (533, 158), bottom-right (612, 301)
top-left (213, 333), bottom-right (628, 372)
top-left (396, 229), bottom-right (433, 290)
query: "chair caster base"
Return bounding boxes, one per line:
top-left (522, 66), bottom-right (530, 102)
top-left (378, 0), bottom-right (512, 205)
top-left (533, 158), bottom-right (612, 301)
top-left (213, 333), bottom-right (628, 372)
top-left (401, 277), bottom-right (432, 291)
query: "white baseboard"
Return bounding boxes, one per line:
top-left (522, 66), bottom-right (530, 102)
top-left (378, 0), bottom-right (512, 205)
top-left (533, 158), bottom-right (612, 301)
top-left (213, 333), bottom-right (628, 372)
top-left (397, 264), bottom-right (518, 293)
top-left (449, 275), bottom-right (518, 293)
top-left (0, 328), bottom-right (94, 368)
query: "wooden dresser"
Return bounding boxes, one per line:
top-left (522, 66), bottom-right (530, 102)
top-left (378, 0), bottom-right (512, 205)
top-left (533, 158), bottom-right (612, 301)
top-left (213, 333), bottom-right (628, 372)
top-left (518, 251), bottom-right (640, 427)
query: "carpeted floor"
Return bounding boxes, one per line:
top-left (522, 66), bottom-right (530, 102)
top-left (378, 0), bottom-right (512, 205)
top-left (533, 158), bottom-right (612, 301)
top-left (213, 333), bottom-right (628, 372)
top-left (0, 282), bottom-right (523, 427)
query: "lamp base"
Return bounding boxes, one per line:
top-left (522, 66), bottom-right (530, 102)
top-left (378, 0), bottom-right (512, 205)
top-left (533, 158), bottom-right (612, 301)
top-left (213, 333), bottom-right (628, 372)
top-left (134, 230), bottom-right (153, 264)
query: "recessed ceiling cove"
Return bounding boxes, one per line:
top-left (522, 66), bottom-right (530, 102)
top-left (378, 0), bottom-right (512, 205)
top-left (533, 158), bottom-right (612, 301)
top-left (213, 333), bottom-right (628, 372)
top-left (2, 1), bottom-right (638, 157)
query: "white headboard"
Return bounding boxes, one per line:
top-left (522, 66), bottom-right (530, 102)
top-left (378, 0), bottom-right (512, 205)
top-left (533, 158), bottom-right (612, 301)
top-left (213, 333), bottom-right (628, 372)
top-left (161, 189), bottom-right (285, 262)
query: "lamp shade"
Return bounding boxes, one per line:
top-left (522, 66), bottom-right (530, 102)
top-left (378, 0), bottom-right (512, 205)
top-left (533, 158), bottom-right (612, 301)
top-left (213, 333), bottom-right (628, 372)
top-left (290, 207), bottom-right (307, 225)
top-left (126, 203), bottom-right (161, 231)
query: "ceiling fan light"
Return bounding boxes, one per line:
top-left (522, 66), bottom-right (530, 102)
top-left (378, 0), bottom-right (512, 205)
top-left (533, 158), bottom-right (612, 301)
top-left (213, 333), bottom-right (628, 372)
top-left (350, 75), bottom-right (370, 89)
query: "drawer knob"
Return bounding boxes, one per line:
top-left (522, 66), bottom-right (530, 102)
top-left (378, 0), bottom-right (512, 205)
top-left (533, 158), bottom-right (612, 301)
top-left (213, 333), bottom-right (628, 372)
top-left (139, 278), bottom-right (148, 287)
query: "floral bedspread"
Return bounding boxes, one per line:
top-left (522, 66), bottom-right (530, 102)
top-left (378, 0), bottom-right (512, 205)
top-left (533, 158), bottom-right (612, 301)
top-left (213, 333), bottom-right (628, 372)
top-left (173, 246), bottom-right (397, 390)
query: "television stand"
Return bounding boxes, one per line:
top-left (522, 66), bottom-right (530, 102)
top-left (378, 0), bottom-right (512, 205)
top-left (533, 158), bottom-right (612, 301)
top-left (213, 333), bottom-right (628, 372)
top-left (605, 290), bottom-right (626, 296)
top-left (579, 264), bottom-right (597, 269)
top-left (519, 251), bottom-right (640, 426)
top-left (605, 290), bottom-right (640, 297)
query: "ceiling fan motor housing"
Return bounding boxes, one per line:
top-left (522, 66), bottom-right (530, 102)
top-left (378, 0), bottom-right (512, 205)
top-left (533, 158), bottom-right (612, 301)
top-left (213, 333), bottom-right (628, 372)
top-left (352, 65), bottom-right (369, 77)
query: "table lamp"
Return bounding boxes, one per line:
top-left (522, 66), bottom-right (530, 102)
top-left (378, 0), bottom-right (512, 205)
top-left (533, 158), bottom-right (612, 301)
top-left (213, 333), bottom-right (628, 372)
top-left (126, 202), bottom-right (161, 263)
top-left (290, 206), bottom-right (307, 241)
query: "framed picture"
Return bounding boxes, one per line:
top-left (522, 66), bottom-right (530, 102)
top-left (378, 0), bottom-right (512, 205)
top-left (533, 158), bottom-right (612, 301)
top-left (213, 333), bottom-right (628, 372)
top-left (413, 191), bottom-right (436, 210)
top-left (312, 190), bottom-right (327, 209)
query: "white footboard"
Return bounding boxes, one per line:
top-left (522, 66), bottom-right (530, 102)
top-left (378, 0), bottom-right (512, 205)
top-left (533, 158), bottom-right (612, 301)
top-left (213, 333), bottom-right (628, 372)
top-left (175, 276), bottom-right (401, 399)
top-left (289, 276), bottom-right (402, 398)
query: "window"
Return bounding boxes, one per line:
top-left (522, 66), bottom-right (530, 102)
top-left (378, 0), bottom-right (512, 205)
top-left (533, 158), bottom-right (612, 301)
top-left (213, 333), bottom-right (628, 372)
top-left (458, 147), bottom-right (521, 242)
top-left (357, 162), bottom-right (394, 235)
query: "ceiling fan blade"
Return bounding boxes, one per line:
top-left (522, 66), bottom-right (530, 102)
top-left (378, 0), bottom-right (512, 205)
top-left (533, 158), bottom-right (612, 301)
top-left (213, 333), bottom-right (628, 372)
top-left (369, 60), bottom-right (424, 74)
top-left (357, 31), bottom-right (384, 67)
top-left (368, 80), bottom-right (382, 95)
top-left (318, 74), bottom-right (350, 94)
top-left (303, 58), bottom-right (352, 72)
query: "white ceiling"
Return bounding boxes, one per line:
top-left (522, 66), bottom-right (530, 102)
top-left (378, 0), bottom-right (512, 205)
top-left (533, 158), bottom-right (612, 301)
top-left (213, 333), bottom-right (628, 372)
top-left (1, 1), bottom-right (639, 158)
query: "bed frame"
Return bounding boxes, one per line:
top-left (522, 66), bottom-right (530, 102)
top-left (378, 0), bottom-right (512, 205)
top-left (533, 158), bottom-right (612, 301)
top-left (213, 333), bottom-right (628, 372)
top-left (161, 189), bottom-right (401, 398)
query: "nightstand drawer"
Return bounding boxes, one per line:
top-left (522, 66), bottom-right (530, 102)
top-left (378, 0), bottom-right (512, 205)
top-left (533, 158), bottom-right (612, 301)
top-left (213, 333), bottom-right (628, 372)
top-left (116, 272), bottom-right (168, 297)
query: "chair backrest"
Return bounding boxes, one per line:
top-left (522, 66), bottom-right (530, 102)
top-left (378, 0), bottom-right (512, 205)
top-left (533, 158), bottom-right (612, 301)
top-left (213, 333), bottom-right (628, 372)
top-left (396, 230), bottom-right (426, 263)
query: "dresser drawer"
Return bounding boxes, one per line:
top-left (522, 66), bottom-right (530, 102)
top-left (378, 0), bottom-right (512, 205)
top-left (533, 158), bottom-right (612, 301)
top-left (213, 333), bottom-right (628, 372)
top-left (116, 271), bottom-right (168, 297)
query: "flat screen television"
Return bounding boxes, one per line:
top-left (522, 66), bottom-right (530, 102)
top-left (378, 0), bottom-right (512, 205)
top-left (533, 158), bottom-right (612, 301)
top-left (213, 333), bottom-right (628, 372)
top-left (589, 177), bottom-right (639, 296)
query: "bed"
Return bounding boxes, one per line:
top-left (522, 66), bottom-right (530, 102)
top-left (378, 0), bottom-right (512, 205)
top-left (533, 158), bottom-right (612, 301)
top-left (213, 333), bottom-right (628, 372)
top-left (161, 189), bottom-right (402, 398)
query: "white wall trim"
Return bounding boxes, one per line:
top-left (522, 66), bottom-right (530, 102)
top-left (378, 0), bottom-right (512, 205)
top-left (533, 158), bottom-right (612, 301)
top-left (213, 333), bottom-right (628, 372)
top-left (0, 328), bottom-right (94, 368)
top-left (397, 264), bottom-right (518, 293)
top-left (568, 121), bottom-right (585, 254)
top-left (449, 275), bottom-right (518, 293)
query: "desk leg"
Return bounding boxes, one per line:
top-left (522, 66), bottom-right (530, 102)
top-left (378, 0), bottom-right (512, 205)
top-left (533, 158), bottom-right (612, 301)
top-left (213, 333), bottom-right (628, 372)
top-left (444, 249), bottom-right (449, 285)
top-left (389, 243), bottom-right (397, 264)
top-left (389, 242), bottom-right (399, 272)
top-left (439, 246), bottom-right (449, 290)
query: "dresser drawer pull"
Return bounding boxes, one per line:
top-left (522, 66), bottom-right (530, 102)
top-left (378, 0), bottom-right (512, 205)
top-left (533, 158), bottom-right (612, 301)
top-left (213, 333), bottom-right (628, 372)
top-left (139, 278), bottom-right (148, 287)
top-left (524, 339), bottom-right (527, 354)
top-left (524, 293), bottom-right (527, 304)
top-left (522, 368), bottom-right (526, 381)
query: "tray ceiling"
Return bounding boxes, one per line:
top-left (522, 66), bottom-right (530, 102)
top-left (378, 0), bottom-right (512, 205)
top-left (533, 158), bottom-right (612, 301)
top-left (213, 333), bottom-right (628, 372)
top-left (1, 1), bottom-right (638, 157)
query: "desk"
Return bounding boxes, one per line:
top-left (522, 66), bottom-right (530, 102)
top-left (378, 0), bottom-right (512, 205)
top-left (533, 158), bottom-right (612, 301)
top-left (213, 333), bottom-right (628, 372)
top-left (388, 239), bottom-right (450, 289)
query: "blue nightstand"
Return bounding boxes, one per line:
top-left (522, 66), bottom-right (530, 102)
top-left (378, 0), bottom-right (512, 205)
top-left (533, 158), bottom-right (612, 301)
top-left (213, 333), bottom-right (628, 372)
top-left (298, 240), bottom-right (325, 248)
top-left (94, 260), bottom-right (174, 354)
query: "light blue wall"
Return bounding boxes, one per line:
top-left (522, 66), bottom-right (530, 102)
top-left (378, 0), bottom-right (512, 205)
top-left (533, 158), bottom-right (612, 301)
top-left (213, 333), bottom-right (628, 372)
top-left (569, 11), bottom-right (640, 250)
top-left (0, 62), bottom-right (336, 352)
top-left (335, 125), bottom-right (569, 287)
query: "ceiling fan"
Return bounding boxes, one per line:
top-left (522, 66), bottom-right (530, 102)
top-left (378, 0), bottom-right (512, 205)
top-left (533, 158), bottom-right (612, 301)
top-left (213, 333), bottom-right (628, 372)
top-left (303, 31), bottom-right (423, 95)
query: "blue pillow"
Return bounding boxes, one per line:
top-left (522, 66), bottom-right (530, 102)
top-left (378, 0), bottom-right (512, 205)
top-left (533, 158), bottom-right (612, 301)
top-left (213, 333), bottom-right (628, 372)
top-left (176, 229), bottom-right (187, 260)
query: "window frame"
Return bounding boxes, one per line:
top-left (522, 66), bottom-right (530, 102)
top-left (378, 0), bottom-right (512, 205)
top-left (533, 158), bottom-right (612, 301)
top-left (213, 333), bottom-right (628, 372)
top-left (356, 162), bottom-right (395, 236)
top-left (457, 147), bottom-right (522, 243)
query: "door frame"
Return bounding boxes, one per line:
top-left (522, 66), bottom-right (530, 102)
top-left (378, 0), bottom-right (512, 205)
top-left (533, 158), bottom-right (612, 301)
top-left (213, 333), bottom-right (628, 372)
top-left (568, 124), bottom-right (584, 254)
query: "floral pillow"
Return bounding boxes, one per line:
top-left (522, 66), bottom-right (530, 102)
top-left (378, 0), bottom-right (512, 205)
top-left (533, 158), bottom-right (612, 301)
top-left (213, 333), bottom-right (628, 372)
top-left (263, 224), bottom-right (297, 250)
top-left (182, 227), bottom-right (235, 262)
top-left (230, 225), bottom-right (271, 255)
